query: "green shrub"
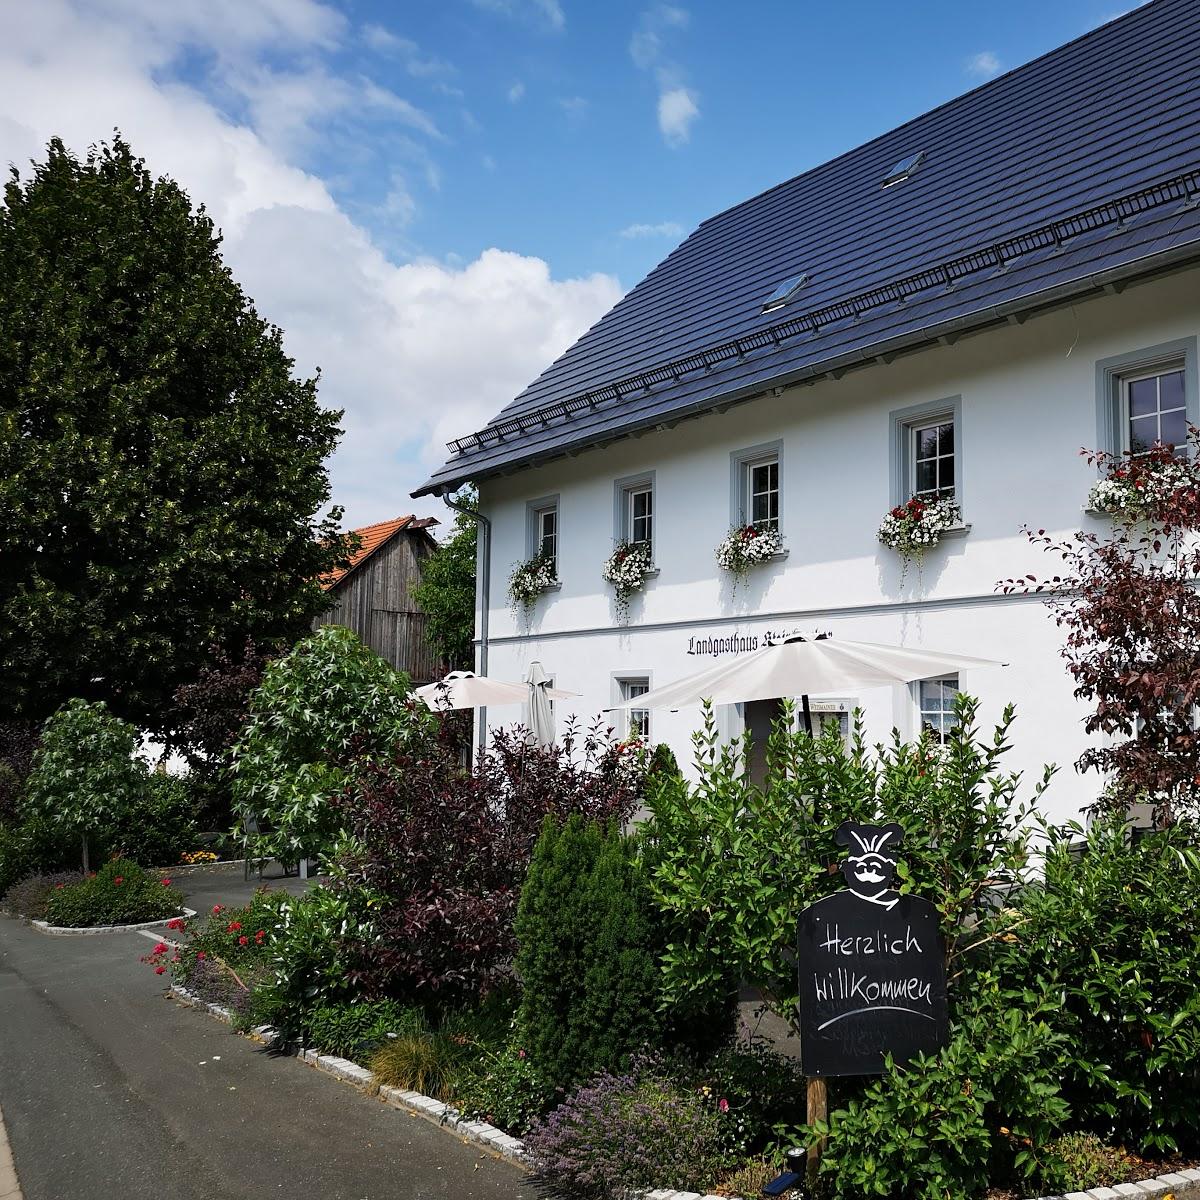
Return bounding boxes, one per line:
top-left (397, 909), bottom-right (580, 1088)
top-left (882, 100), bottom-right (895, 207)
top-left (1041, 1133), bottom-right (1138, 1191)
top-left (231, 626), bottom-right (431, 865)
top-left (812, 976), bottom-right (1071, 1200)
top-left (370, 1032), bottom-right (464, 1100)
top-left (303, 999), bottom-right (425, 1060)
top-left (249, 881), bottom-right (374, 1036)
top-left (516, 815), bottom-right (660, 1092)
top-left (110, 772), bottom-right (200, 867)
top-left (46, 859), bottom-right (184, 928)
top-left (1, 871), bottom-right (82, 919)
top-left (0, 821), bottom-right (34, 897)
top-left (454, 1047), bottom-right (556, 1136)
top-left (1005, 817), bottom-right (1200, 1154)
top-left (22, 699), bottom-right (154, 872)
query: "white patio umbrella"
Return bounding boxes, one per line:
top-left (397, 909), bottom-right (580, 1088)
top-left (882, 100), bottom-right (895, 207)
top-left (416, 670), bottom-right (578, 711)
top-left (609, 634), bottom-right (1005, 731)
top-left (523, 660), bottom-right (557, 747)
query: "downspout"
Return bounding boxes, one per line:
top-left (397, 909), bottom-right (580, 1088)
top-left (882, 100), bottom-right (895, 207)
top-left (438, 485), bottom-right (491, 752)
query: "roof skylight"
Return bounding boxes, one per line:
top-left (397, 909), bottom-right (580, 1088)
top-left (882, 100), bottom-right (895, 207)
top-left (882, 151), bottom-right (926, 188)
top-left (761, 273), bottom-right (809, 313)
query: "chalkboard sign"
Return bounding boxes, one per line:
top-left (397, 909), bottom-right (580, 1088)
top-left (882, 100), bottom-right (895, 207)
top-left (796, 822), bottom-right (948, 1077)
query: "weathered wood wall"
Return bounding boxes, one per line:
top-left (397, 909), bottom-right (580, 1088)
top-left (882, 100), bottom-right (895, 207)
top-left (316, 530), bottom-right (439, 683)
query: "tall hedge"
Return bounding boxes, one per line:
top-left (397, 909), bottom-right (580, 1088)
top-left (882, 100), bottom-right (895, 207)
top-left (515, 815), bottom-right (659, 1091)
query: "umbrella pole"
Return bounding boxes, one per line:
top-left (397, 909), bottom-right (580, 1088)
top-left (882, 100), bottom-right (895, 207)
top-left (801, 692), bottom-right (814, 735)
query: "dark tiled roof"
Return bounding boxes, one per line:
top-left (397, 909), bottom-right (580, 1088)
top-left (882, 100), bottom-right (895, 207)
top-left (322, 515), bottom-right (438, 590)
top-left (414, 0), bottom-right (1200, 498)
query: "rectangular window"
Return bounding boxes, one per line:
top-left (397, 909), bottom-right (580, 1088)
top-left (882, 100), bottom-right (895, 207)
top-left (1096, 339), bottom-right (1198, 460)
top-left (1123, 365), bottom-right (1187, 455)
top-left (628, 486), bottom-right (653, 547)
top-left (912, 419), bottom-right (955, 499)
top-left (620, 677), bottom-right (651, 742)
top-left (747, 456), bottom-right (780, 529)
top-left (889, 397), bottom-right (962, 509)
top-left (917, 675), bottom-right (959, 744)
top-left (526, 495), bottom-right (560, 575)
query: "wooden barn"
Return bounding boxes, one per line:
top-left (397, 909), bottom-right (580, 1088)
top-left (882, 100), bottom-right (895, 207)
top-left (318, 515), bottom-right (441, 684)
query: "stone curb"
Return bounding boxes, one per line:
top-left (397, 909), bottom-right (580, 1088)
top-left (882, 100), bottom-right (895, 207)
top-left (31, 907), bottom-right (196, 937)
top-left (164, 987), bottom-right (1200, 1200)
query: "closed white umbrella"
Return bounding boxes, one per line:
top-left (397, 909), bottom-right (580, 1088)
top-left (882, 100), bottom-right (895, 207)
top-left (524, 660), bottom-right (557, 747)
top-left (610, 634), bottom-right (1004, 729)
top-left (416, 670), bottom-right (578, 711)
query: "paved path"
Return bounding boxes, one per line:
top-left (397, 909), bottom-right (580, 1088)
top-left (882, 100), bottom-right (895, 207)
top-left (0, 869), bottom-right (532, 1200)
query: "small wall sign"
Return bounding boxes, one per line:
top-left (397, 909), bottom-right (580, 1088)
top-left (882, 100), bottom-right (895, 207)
top-left (795, 821), bottom-right (948, 1076)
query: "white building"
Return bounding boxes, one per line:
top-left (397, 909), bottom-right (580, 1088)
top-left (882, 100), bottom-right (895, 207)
top-left (415, 0), bottom-right (1200, 825)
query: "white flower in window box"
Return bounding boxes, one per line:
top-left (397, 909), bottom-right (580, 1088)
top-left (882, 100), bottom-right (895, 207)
top-left (1086, 443), bottom-right (1194, 521)
top-left (507, 551), bottom-right (557, 614)
top-left (714, 523), bottom-right (784, 580)
top-left (601, 539), bottom-right (654, 623)
top-left (877, 495), bottom-right (960, 568)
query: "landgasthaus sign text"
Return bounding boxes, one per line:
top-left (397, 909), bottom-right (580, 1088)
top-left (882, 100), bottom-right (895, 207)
top-left (685, 628), bottom-right (799, 657)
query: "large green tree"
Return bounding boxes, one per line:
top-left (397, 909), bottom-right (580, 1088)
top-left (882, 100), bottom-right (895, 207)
top-left (0, 136), bottom-right (349, 733)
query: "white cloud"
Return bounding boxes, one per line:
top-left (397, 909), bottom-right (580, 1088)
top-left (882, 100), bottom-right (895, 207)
top-left (657, 87), bottom-right (699, 146)
top-left (0, 0), bottom-right (622, 527)
top-left (630, 5), bottom-right (699, 147)
top-left (361, 25), bottom-right (456, 78)
top-left (507, 80), bottom-right (526, 103)
top-left (965, 51), bottom-right (1002, 80)
top-left (470, 0), bottom-right (565, 32)
top-left (557, 95), bottom-right (589, 123)
top-left (619, 220), bottom-right (684, 239)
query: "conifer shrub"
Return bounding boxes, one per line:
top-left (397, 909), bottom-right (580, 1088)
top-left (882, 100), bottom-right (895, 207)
top-left (515, 815), bottom-right (660, 1093)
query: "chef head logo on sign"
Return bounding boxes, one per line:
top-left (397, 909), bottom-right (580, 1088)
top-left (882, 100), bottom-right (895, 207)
top-left (836, 821), bottom-right (903, 910)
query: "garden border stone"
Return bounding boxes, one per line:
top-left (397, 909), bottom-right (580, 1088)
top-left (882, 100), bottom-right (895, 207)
top-left (163, 985), bottom-right (1200, 1200)
top-left (31, 907), bottom-right (196, 937)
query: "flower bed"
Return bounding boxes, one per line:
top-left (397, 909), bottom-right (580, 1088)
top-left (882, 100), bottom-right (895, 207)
top-left (43, 858), bottom-right (185, 928)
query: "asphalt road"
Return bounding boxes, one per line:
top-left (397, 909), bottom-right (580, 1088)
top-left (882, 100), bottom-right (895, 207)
top-left (0, 868), bottom-right (533, 1200)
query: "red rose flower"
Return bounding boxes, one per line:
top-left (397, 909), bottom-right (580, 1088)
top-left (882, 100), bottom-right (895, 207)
top-left (161, 879), bottom-right (172, 887)
top-left (212, 905), bottom-right (223, 915)
top-left (197, 951), bottom-right (206, 961)
top-left (153, 942), bottom-right (168, 955)
top-left (238, 935), bottom-right (249, 946)
top-left (113, 876), bottom-right (124, 886)
top-left (154, 965), bottom-right (166, 975)
top-left (227, 922), bottom-right (242, 932)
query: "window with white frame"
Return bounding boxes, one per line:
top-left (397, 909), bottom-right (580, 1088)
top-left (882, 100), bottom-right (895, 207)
top-left (619, 677), bottom-right (651, 741)
top-left (917, 675), bottom-right (959, 743)
top-left (1096, 340), bottom-right (1197, 461)
top-left (1123, 364), bottom-right (1187, 455)
top-left (530, 501), bottom-right (558, 573)
top-left (746, 455), bottom-right (780, 529)
top-left (616, 478), bottom-right (654, 550)
top-left (911, 418), bottom-right (955, 499)
top-left (889, 397), bottom-right (962, 509)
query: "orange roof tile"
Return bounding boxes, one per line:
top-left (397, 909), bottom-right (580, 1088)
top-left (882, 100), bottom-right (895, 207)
top-left (321, 515), bottom-right (438, 590)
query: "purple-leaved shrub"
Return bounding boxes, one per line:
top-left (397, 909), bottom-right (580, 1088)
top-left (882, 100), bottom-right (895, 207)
top-left (524, 1061), bottom-right (724, 1199)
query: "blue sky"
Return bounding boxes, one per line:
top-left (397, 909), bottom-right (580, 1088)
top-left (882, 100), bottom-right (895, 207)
top-left (2, 0), bottom-right (1137, 526)
top-left (284, 0), bottom-right (1132, 282)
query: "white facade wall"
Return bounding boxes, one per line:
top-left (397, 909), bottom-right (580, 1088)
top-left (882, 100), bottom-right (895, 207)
top-left (472, 270), bottom-right (1200, 825)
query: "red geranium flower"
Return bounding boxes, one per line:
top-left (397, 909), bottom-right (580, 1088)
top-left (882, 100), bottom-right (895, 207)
top-left (161, 879), bottom-right (172, 887)
top-left (212, 905), bottom-right (223, 915)
top-left (154, 965), bottom-right (165, 975)
top-left (238, 936), bottom-right (249, 946)
top-left (153, 942), bottom-right (168, 954)
top-left (227, 921), bottom-right (242, 932)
